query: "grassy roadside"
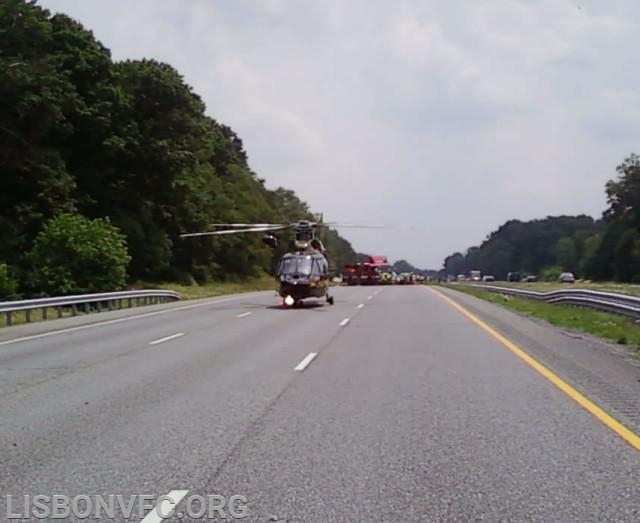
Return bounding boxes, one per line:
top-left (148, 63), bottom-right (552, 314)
top-left (0, 276), bottom-right (276, 329)
top-left (444, 284), bottom-right (640, 351)
top-left (484, 281), bottom-right (640, 296)
top-left (143, 275), bottom-right (276, 299)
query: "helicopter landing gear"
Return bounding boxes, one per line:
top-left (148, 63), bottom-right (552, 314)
top-left (327, 295), bottom-right (334, 305)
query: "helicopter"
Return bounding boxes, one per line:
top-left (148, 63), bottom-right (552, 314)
top-left (180, 219), bottom-right (380, 307)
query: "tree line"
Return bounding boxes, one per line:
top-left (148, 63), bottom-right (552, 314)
top-left (442, 154), bottom-right (640, 282)
top-left (0, 0), bottom-right (360, 296)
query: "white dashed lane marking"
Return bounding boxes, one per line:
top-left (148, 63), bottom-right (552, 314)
top-left (149, 332), bottom-right (184, 345)
top-left (294, 352), bottom-right (318, 371)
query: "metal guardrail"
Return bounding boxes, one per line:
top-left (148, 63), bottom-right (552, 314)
top-left (0, 290), bottom-right (181, 326)
top-left (472, 284), bottom-right (640, 318)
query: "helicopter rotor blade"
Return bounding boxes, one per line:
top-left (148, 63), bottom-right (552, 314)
top-left (207, 223), bottom-right (290, 228)
top-left (317, 222), bottom-right (387, 228)
top-left (206, 221), bottom-right (386, 229)
top-left (180, 224), bottom-right (290, 238)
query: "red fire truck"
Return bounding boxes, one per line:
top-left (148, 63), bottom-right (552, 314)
top-left (342, 256), bottom-right (391, 285)
top-left (343, 264), bottom-right (360, 285)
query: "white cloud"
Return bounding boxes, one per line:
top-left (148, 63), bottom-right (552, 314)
top-left (38, 0), bottom-right (640, 268)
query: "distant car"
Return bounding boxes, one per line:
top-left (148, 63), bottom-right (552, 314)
top-left (506, 272), bottom-right (520, 282)
top-left (457, 274), bottom-right (466, 282)
top-left (469, 270), bottom-right (482, 281)
top-left (523, 275), bottom-right (537, 282)
top-left (559, 272), bottom-right (575, 283)
top-left (482, 275), bottom-right (495, 282)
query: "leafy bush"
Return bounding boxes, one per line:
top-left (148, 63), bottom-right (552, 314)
top-left (0, 263), bottom-right (19, 299)
top-left (29, 213), bottom-right (131, 295)
top-left (540, 266), bottom-right (563, 282)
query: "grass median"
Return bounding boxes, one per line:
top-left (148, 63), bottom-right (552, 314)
top-left (445, 284), bottom-right (640, 351)
top-left (489, 281), bottom-right (640, 296)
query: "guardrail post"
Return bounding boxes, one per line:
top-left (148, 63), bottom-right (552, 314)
top-left (57, 306), bottom-right (63, 319)
top-left (5, 312), bottom-right (12, 326)
top-left (72, 304), bottom-right (77, 316)
top-left (25, 310), bottom-right (31, 323)
top-left (42, 307), bottom-right (48, 320)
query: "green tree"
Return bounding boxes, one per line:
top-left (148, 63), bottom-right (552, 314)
top-left (578, 234), bottom-right (602, 278)
top-left (28, 213), bottom-right (131, 295)
top-left (593, 154), bottom-right (640, 281)
top-left (612, 229), bottom-right (640, 282)
top-left (540, 266), bottom-right (563, 282)
top-left (0, 0), bottom-right (76, 268)
top-left (443, 252), bottom-right (465, 276)
top-left (555, 237), bottom-right (577, 272)
top-left (0, 263), bottom-right (19, 299)
top-left (604, 154), bottom-right (640, 227)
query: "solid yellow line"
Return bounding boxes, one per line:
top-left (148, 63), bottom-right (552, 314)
top-left (429, 287), bottom-right (640, 451)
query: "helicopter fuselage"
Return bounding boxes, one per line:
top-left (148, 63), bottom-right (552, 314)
top-left (275, 250), bottom-right (332, 305)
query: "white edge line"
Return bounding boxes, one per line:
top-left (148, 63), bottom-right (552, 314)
top-left (149, 332), bottom-right (184, 345)
top-left (357, 304), bottom-right (364, 309)
top-left (367, 296), bottom-right (373, 300)
top-left (339, 318), bottom-right (350, 327)
top-left (0, 294), bottom-right (259, 347)
top-left (236, 312), bottom-right (252, 318)
top-left (141, 490), bottom-right (189, 523)
top-left (294, 352), bottom-right (318, 371)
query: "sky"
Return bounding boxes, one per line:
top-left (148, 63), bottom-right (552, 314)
top-left (38, 0), bottom-right (640, 269)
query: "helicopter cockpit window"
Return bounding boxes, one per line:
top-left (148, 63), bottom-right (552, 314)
top-left (279, 257), bottom-right (295, 275)
top-left (295, 256), bottom-right (313, 275)
top-left (313, 256), bottom-right (328, 276)
top-left (279, 256), bottom-right (312, 276)
top-left (279, 255), bottom-right (327, 278)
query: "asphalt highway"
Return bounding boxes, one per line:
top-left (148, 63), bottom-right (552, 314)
top-left (1, 285), bottom-right (640, 522)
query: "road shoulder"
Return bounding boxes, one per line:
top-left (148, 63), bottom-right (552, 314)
top-left (433, 285), bottom-right (640, 437)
